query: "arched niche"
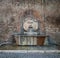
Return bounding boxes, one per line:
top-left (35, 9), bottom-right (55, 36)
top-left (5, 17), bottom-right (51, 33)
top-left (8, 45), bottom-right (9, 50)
top-left (19, 9), bottom-right (45, 35)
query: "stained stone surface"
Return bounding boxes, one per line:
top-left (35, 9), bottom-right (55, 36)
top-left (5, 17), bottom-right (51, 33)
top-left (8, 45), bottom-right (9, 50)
top-left (0, 0), bottom-right (60, 45)
top-left (0, 45), bottom-right (58, 50)
top-left (0, 0), bottom-right (60, 54)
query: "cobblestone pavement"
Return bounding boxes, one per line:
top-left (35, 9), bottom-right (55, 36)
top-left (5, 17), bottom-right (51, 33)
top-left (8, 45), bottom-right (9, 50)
top-left (0, 52), bottom-right (60, 58)
top-left (0, 45), bottom-right (60, 58)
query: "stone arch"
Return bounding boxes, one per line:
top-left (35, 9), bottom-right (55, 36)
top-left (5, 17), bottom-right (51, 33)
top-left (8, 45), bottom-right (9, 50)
top-left (21, 9), bottom-right (42, 21)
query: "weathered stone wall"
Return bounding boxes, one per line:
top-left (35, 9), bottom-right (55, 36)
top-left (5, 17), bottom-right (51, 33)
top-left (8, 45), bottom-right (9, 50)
top-left (0, 0), bottom-right (60, 44)
top-left (44, 0), bottom-right (60, 44)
